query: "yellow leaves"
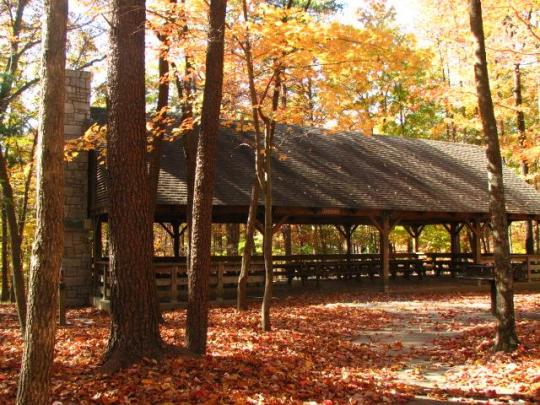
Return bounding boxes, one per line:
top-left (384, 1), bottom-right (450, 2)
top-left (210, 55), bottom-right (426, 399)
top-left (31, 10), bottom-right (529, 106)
top-left (64, 123), bottom-right (106, 162)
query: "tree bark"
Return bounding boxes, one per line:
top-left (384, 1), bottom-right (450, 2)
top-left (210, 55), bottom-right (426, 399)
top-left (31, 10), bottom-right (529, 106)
top-left (513, 64), bottom-right (535, 254)
top-left (469, 0), bottom-right (518, 352)
top-left (186, 0), bottom-right (227, 355)
top-left (261, 124), bottom-right (273, 331)
top-left (0, 0), bottom-right (31, 330)
top-left (148, 39), bottom-right (170, 210)
top-left (16, 0), bottom-right (67, 403)
top-left (18, 134), bottom-right (37, 242)
top-left (261, 73), bottom-right (281, 332)
top-left (0, 150), bottom-right (26, 332)
top-left (103, 0), bottom-right (162, 370)
top-left (237, 181), bottom-right (259, 311)
top-left (1, 206), bottom-right (8, 302)
top-left (236, 0), bottom-right (265, 312)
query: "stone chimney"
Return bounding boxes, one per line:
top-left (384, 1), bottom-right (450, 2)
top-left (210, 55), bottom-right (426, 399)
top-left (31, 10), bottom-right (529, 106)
top-left (63, 70), bottom-right (93, 306)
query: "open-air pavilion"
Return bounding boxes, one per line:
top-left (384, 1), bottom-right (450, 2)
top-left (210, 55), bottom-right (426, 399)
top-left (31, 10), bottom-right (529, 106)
top-left (87, 111), bottom-right (540, 308)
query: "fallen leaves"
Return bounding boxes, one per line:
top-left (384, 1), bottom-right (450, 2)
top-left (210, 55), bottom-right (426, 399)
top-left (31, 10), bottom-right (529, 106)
top-left (0, 291), bottom-right (539, 404)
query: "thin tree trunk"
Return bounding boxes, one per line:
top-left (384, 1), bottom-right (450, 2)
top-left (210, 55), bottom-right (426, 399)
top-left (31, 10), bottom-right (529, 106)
top-left (0, 0), bottom-right (30, 330)
top-left (236, 0), bottom-right (265, 312)
top-left (469, 0), bottom-right (518, 352)
top-left (103, 0), bottom-right (162, 370)
top-left (149, 40), bottom-right (170, 210)
top-left (18, 134), bottom-right (37, 241)
top-left (513, 64), bottom-right (535, 254)
top-left (261, 73), bottom-right (281, 332)
top-left (237, 181), bottom-right (259, 311)
top-left (1, 206), bottom-right (8, 302)
top-left (0, 150), bottom-right (26, 332)
top-left (16, 0), bottom-right (67, 403)
top-left (261, 125), bottom-right (273, 331)
top-left (186, 0), bottom-right (227, 355)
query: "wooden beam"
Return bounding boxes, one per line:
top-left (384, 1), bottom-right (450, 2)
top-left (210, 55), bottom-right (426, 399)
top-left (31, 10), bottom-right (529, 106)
top-left (272, 216), bottom-right (290, 235)
top-left (158, 222), bottom-right (174, 238)
top-left (368, 214), bottom-right (383, 233)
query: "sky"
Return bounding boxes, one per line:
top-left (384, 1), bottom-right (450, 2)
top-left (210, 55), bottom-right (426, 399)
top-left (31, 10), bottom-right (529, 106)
top-left (338, 0), bottom-right (422, 33)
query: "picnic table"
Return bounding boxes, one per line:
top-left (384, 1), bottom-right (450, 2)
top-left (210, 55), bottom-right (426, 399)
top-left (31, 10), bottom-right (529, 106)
top-left (390, 259), bottom-right (425, 279)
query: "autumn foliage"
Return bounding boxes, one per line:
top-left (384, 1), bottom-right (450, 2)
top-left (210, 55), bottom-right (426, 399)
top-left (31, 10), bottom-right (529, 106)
top-left (1, 290), bottom-right (540, 404)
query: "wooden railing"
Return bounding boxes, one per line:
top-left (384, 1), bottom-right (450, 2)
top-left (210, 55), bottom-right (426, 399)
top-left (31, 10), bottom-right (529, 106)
top-left (478, 254), bottom-right (540, 282)
top-left (92, 253), bottom-right (540, 304)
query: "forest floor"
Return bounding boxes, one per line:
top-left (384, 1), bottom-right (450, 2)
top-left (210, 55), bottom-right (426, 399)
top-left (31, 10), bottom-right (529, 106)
top-left (1, 288), bottom-right (539, 404)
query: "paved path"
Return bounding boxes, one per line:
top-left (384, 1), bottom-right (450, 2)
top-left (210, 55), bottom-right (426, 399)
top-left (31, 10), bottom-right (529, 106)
top-left (352, 300), bottom-right (538, 404)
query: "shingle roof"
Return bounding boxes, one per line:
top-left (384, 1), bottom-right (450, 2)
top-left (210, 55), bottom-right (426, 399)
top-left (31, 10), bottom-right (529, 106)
top-left (91, 109), bottom-right (540, 218)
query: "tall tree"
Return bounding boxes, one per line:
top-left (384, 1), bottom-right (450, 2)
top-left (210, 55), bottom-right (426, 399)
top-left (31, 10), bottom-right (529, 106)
top-left (0, 0), bottom-right (42, 334)
top-left (16, 0), bottom-right (67, 403)
top-left (513, 63), bottom-right (535, 254)
top-left (1, 206), bottom-right (8, 302)
top-left (186, 0), bottom-right (227, 355)
top-left (103, 0), bottom-right (162, 370)
top-left (469, 0), bottom-right (518, 352)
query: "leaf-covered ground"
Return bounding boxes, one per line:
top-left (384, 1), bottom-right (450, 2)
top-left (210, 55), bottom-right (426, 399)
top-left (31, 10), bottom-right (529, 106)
top-left (1, 290), bottom-right (539, 404)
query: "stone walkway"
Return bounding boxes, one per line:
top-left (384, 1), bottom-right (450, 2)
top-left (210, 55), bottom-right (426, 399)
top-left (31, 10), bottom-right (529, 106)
top-left (352, 300), bottom-right (538, 404)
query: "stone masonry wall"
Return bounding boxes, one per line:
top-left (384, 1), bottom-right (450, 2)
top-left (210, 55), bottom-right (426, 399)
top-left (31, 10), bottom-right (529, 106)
top-left (63, 70), bottom-right (92, 306)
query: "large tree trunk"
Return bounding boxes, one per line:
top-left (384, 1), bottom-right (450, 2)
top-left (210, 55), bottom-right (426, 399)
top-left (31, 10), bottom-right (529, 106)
top-left (103, 0), bottom-right (162, 370)
top-left (237, 181), bottom-right (259, 311)
top-left (186, 0), bottom-right (227, 355)
top-left (0, 150), bottom-right (26, 332)
top-left (16, 0), bottom-right (67, 403)
top-left (1, 207), bottom-right (8, 302)
top-left (469, 0), bottom-right (518, 352)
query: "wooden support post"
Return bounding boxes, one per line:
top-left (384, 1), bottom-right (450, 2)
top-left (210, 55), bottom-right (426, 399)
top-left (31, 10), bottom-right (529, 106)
top-left (534, 221), bottom-right (540, 255)
top-left (102, 263), bottom-right (109, 300)
top-left (404, 225), bottom-right (424, 253)
top-left (58, 272), bottom-right (66, 326)
top-left (466, 219), bottom-right (483, 264)
top-left (91, 219), bottom-right (102, 296)
top-left (93, 219), bottom-right (102, 259)
top-left (450, 223), bottom-right (459, 256)
top-left (282, 224), bottom-right (292, 256)
top-left (172, 221), bottom-right (181, 258)
top-left (216, 263), bottom-right (224, 302)
top-left (369, 214), bottom-right (397, 292)
top-left (336, 224), bottom-right (358, 275)
top-left (525, 219), bottom-right (534, 254)
top-left (171, 265), bottom-right (179, 303)
top-left (381, 217), bottom-right (391, 293)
